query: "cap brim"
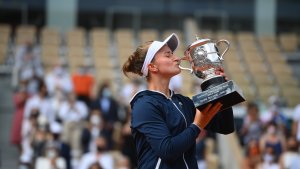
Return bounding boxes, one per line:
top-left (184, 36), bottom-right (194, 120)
top-left (163, 33), bottom-right (179, 52)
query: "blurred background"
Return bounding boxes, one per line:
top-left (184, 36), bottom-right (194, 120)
top-left (0, 0), bottom-right (300, 169)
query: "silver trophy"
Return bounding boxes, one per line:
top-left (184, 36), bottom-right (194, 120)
top-left (180, 37), bottom-right (245, 111)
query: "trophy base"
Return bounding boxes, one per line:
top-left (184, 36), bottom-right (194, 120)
top-left (193, 77), bottom-right (246, 111)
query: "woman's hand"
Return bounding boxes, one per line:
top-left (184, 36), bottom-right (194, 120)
top-left (215, 67), bottom-right (229, 81)
top-left (193, 102), bottom-right (223, 129)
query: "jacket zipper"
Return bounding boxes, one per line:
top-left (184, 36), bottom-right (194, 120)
top-left (170, 98), bottom-right (189, 169)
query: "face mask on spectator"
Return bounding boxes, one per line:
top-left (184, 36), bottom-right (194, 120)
top-left (38, 115), bottom-right (48, 127)
top-left (30, 110), bottom-right (39, 119)
top-left (91, 127), bottom-right (100, 137)
top-left (47, 149), bottom-right (57, 158)
top-left (263, 153), bottom-right (274, 163)
top-left (102, 88), bottom-right (111, 98)
top-left (90, 115), bottom-right (100, 125)
top-left (54, 67), bottom-right (64, 76)
top-left (267, 126), bottom-right (276, 135)
top-left (97, 146), bottom-right (106, 153)
top-left (54, 90), bottom-right (64, 100)
top-left (53, 133), bottom-right (60, 140)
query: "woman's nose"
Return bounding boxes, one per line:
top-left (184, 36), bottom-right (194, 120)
top-left (173, 55), bottom-right (181, 62)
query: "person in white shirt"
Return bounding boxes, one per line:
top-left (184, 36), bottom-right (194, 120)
top-left (59, 92), bottom-right (88, 158)
top-left (23, 80), bottom-right (54, 122)
top-left (279, 136), bottom-right (300, 169)
top-left (257, 146), bottom-right (280, 169)
top-left (22, 80), bottom-right (54, 160)
top-left (58, 92), bottom-right (88, 123)
top-left (292, 104), bottom-right (300, 142)
top-left (35, 143), bottom-right (67, 169)
top-left (13, 41), bottom-right (44, 89)
top-left (78, 136), bottom-right (114, 169)
top-left (81, 109), bottom-right (107, 154)
top-left (50, 88), bottom-right (66, 122)
top-left (45, 62), bottom-right (73, 96)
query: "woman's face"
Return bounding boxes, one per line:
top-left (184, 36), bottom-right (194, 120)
top-left (151, 45), bottom-right (181, 78)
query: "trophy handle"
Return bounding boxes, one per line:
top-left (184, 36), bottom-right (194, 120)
top-left (179, 51), bottom-right (193, 73)
top-left (216, 39), bottom-right (230, 60)
top-left (179, 65), bottom-right (193, 73)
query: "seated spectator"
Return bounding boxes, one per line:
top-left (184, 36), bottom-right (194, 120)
top-left (91, 82), bottom-right (119, 124)
top-left (292, 104), bottom-right (300, 142)
top-left (81, 109), bottom-right (111, 154)
top-left (72, 64), bottom-right (94, 107)
top-left (279, 136), bottom-right (300, 169)
top-left (257, 146), bottom-right (280, 169)
top-left (35, 143), bottom-right (66, 169)
top-left (13, 40), bottom-right (43, 90)
top-left (243, 138), bottom-right (261, 169)
top-left (49, 122), bottom-right (72, 169)
top-left (23, 80), bottom-right (54, 124)
top-left (260, 122), bottom-right (286, 161)
top-left (19, 108), bottom-right (40, 169)
top-left (90, 82), bottom-right (119, 149)
top-left (58, 92), bottom-right (88, 123)
top-left (50, 88), bottom-right (66, 122)
top-left (111, 151), bottom-right (131, 169)
top-left (119, 108), bottom-right (136, 168)
top-left (31, 129), bottom-right (47, 161)
top-left (59, 92), bottom-right (88, 158)
top-left (261, 96), bottom-right (288, 134)
top-left (88, 162), bottom-right (103, 169)
top-left (78, 136), bottom-right (114, 169)
top-left (45, 61), bottom-right (73, 96)
top-left (240, 102), bottom-right (263, 146)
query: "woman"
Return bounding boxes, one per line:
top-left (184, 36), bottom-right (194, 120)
top-left (122, 33), bottom-right (234, 169)
top-left (10, 84), bottom-right (28, 150)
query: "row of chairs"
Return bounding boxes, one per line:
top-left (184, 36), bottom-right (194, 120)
top-left (1, 24), bottom-right (300, 106)
top-left (1, 24), bottom-right (299, 65)
top-left (233, 31), bottom-right (300, 107)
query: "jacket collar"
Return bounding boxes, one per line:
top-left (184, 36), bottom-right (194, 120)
top-left (129, 89), bottom-right (174, 105)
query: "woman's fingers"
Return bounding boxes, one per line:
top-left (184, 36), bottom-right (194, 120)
top-left (196, 102), bottom-right (223, 129)
top-left (203, 103), bottom-right (223, 126)
top-left (212, 102), bottom-right (223, 112)
top-left (215, 67), bottom-right (229, 81)
top-left (206, 102), bottom-right (222, 116)
top-left (214, 67), bottom-right (224, 73)
top-left (201, 103), bottom-right (213, 114)
top-left (202, 102), bottom-right (222, 114)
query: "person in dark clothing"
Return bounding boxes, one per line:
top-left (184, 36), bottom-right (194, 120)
top-left (49, 122), bottom-right (72, 169)
top-left (91, 82), bottom-right (119, 123)
top-left (81, 109), bottom-right (112, 153)
top-left (122, 33), bottom-right (234, 169)
top-left (120, 106), bottom-right (137, 168)
top-left (90, 83), bottom-right (119, 149)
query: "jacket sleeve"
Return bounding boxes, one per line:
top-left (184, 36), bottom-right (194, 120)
top-left (131, 99), bottom-right (200, 161)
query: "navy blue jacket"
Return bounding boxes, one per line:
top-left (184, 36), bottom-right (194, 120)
top-left (130, 90), bottom-right (201, 169)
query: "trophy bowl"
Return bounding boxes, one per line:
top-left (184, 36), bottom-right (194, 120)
top-left (180, 37), bottom-right (246, 111)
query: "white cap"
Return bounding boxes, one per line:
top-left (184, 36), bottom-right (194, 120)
top-left (141, 33), bottom-right (179, 77)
